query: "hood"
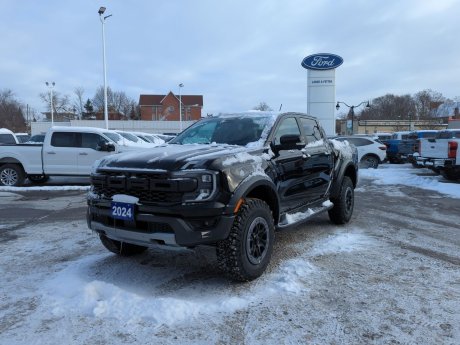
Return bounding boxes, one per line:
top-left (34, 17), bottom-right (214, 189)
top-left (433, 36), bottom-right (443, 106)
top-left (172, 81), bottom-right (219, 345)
top-left (98, 143), bottom-right (250, 172)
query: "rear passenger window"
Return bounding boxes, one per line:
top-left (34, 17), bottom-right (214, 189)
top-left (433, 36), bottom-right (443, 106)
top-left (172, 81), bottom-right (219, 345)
top-left (346, 138), bottom-right (372, 146)
top-left (51, 132), bottom-right (79, 147)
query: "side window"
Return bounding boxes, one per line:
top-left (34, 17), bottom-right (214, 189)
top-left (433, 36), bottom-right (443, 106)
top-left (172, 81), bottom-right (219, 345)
top-left (51, 132), bottom-right (79, 147)
top-left (299, 118), bottom-right (323, 144)
top-left (81, 133), bottom-right (107, 150)
top-left (346, 138), bottom-right (372, 146)
top-left (273, 117), bottom-right (301, 145)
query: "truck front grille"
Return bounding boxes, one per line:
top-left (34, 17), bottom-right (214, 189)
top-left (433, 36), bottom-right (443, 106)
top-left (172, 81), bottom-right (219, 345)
top-left (91, 172), bottom-right (195, 205)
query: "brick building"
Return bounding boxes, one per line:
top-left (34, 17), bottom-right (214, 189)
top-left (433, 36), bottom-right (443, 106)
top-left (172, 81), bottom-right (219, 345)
top-left (139, 92), bottom-right (203, 121)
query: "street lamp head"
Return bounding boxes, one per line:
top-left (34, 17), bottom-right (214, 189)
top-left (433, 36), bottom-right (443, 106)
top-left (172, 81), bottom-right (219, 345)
top-left (98, 6), bottom-right (106, 15)
top-left (365, 101), bottom-right (370, 108)
top-left (179, 83), bottom-right (184, 88)
top-left (336, 102), bottom-right (340, 111)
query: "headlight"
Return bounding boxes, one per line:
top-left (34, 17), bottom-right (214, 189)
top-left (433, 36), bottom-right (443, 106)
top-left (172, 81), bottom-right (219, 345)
top-left (172, 170), bottom-right (218, 203)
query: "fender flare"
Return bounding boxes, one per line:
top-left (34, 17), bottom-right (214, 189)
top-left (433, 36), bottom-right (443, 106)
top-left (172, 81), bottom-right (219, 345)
top-left (226, 175), bottom-right (280, 224)
top-left (330, 161), bottom-right (358, 199)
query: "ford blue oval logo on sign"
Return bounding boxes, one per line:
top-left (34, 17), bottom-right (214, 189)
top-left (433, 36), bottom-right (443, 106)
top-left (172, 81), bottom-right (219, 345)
top-left (301, 53), bottom-right (343, 70)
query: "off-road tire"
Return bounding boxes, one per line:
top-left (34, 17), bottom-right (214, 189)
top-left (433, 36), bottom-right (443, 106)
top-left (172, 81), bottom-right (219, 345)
top-left (216, 198), bottom-right (275, 282)
top-left (99, 234), bottom-right (147, 256)
top-left (328, 176), bottom-right (354, 224)
top-left (28, 174), bottom-right (49, 184)
top-left (0, 164), bottom-right (25, 187)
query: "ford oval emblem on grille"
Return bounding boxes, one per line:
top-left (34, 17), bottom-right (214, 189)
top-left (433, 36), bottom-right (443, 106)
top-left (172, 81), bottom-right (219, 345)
top-left (301, 53), bottom-right (343, 70)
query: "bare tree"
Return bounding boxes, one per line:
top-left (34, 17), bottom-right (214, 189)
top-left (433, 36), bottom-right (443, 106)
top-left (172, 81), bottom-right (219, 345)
top-left (92, 86), bottom-right (137, 118)
top-left (0, 89), bottom-right (27, 131)
top-left (113, 91), bottom-right (130, 118)
top-left (39, 91), bottom-right (72, 120)
top-left (413, 89), bottom-right (445, 120)
top-left (360, 94), bottom-right (415, 121)
top-left (253, 102), bottom-right (273, 111)
top-left (73, 87), bottom-right (85, 119)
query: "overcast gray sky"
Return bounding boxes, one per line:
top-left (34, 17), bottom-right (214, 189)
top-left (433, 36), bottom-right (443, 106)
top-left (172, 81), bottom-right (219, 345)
top-left (1, 0), bottom-right (459, 116)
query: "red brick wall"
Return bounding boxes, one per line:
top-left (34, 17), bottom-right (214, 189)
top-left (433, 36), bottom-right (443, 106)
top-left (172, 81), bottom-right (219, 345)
top-left (140, 93), bottom-right (202, 121)
top-left (161, 94), bottom-right (180, 121)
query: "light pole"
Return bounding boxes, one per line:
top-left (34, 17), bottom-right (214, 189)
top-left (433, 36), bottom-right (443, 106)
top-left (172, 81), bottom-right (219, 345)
top-left (178, 83), bottom-right (184, 132)
top-left (45, 82), bottom-right (55, 125)
top-left (98, 6), bottom-right (112, 130)
top-left (336, 101), bottom-right (370, 135)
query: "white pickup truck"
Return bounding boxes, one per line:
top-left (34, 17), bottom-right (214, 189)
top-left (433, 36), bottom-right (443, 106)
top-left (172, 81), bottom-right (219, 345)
top-left (0, 126), bottom-right (149, 186)
top-left (415, 129), bottom-right (460, 180)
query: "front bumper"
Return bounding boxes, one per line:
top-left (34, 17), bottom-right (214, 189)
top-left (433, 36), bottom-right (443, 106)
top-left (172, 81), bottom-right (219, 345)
top-left (87, 198), bottom-right (235, 247)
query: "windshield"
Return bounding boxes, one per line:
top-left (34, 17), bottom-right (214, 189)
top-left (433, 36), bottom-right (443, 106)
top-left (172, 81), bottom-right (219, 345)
top-left (103, 132), bottom-right (122, 143)
top-left (117, 131), bottom-right (139, 142)
top-left (170, 116), bottom-right (271, 146)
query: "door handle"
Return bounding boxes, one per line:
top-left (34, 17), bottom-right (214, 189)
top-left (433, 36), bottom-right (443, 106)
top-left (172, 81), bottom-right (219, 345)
top-left (79, 152), bottom-right (88, 156)
top-left (46, 151), bottom-right (56, 154)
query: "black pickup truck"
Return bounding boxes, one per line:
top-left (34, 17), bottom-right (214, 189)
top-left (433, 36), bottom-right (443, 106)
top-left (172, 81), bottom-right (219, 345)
top-left (87, 112), bottom-right (358, 281)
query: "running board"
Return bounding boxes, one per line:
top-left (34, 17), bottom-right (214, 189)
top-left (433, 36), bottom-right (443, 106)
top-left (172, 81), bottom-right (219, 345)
top-left (277, 203), bottom-right (334, 229)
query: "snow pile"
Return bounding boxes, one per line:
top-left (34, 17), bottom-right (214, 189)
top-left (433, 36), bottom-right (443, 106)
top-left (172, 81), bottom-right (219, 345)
top-left (265, 259), bottom-right (315, 294)
top-left (41, 250), bottom-right (318, 328)
top-left (359, 165), bottom-right (460, 199)
top-left (42, 254), bottom-right (250, 327)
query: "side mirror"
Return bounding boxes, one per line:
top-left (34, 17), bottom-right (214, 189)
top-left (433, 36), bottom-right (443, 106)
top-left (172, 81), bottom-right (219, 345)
top-left (98, 141), bottom-right (115, 152)
top-left (272, 134), bottom-right (302, 152)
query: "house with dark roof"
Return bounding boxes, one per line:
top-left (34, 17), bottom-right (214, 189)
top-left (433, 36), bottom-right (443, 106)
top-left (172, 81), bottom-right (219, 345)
top-left (139, 92), bottom-right (203, 121)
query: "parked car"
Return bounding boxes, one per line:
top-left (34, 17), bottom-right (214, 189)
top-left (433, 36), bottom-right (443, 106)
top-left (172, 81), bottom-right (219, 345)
top-left (0, 128), bottom-right (19, 144)
top-left (374, 132), bottom-right (392, 143)
top-left (25, 134), bottom-right (46, 144)
top-left (87, 112), bottom-right (358, 281)
top-left (334, 136), bottom-right (387, 168)
top-left (15, 133), bottom-right (30, 143)
top-left (398, 130), bottom-right (438, 166)
top-left (130, 131), bottom-right (166, 145)
top-left (0, 126), bottom-right (151, 186)
top-left (415, 129), bottom-right (460, 180)
top-left (385, 131), bottom-right (412, 163)
top-left (114, 130), bottom-right (162, 148)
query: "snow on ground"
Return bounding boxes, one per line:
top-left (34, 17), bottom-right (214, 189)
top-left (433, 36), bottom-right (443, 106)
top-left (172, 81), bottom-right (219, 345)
top-left (359, 164), bottom-right (460, 198)
top-left (1, 163), bottom-right (460, 344)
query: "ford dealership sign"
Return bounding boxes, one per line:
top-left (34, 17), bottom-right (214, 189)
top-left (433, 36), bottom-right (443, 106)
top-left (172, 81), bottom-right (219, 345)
top-left (301, 53), bottom-right (343, 70)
